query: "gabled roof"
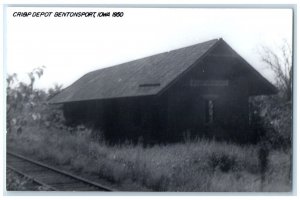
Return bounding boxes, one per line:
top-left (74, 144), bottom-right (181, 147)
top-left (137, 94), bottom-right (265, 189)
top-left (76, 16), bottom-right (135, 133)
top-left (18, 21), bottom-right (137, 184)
top-left (49, 38), bottom-right (277, 104)
top-left (49, 39), bottom-right (219, 103)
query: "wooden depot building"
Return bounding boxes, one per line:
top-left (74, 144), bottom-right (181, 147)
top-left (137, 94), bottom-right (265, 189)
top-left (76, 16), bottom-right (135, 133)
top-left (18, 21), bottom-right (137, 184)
top-left (49, 38), bottom-right (277, 144)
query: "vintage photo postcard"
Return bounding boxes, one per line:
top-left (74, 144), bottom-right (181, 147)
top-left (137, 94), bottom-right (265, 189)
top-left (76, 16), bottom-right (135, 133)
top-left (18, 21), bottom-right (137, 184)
top-left (4, 4), bottom-right (294, 194)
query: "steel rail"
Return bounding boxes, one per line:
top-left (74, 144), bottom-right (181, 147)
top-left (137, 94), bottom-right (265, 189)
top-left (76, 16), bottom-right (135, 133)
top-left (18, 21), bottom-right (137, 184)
top-left (7, 151), bottom-right (114, 191)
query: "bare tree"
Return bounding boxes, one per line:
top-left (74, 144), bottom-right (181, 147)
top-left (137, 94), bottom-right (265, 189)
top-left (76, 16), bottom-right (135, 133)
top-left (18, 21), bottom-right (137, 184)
top-left (260, 40), bottom-right (292, 101)
top-left (254, 40), bottom-right (293, 150)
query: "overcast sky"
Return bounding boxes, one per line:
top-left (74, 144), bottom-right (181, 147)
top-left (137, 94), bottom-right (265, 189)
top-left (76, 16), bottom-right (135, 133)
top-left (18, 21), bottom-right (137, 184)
top-left (6, 7), bottom-right (293, 90)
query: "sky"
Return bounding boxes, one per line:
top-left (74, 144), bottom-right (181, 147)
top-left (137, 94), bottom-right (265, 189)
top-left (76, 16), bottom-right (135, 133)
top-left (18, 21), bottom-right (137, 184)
top-left (6, 7), bottom-right (293, 90)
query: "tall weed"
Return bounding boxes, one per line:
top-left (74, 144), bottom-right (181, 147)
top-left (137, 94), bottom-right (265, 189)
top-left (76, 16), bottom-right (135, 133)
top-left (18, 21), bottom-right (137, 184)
top-left (7, 125), bottom-right (291, 192)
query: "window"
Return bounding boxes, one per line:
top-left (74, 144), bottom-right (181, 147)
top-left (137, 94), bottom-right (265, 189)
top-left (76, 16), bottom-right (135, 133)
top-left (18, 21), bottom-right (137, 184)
top-left (205, 99), bottom-right (214, 124)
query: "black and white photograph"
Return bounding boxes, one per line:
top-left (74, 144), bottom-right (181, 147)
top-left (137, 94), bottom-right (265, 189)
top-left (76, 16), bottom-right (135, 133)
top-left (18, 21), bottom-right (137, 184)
top-left (4, 4), bottom-right (294, 193)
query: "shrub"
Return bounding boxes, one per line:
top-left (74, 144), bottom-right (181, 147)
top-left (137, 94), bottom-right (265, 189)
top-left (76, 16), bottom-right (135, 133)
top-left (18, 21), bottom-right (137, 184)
top-left (250, 95), bottom-right (292, 150)
top-left (208, 152), bottom-right (237, 172)
top-left (7, 67), bottom-right (65, 136)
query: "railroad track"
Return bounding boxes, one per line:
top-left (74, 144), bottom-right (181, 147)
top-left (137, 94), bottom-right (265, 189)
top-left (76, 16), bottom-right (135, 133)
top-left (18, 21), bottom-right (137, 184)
top-left (6, 152), bottom-right (114, 191)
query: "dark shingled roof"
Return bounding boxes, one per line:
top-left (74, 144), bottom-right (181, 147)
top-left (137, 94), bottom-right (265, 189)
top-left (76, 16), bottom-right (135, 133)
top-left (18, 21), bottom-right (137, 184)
top-left (49, 38), bottom-right (277, 104)
top-left (49, 39), bottom-right (219, 103)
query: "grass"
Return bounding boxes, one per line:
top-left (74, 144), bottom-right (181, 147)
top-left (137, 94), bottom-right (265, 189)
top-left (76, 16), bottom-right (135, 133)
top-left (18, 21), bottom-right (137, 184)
top-left (7, 125), bottom-right (292, 192)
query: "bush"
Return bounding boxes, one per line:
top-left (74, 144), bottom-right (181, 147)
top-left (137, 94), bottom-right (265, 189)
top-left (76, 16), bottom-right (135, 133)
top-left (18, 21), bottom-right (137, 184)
top-left (250, 95), bottom-right (292, 150)
top-left (7, 67), bottom-right (65, 135)
top-left (208, 152), bottom-right (237, 172)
